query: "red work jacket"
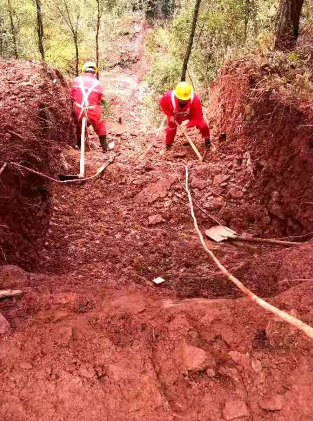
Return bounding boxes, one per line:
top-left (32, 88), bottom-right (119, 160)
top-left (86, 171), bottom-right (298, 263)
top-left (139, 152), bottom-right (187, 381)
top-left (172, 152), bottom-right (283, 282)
top-left (160, 90), bottom-right (205, 127)
top-left (71, 73), bottom-right (103, 120)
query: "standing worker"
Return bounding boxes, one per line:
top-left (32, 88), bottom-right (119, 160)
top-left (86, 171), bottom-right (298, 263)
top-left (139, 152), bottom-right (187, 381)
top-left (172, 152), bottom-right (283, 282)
top-left (71, 61), bottom-right (108, 152)
top-left (160, 81), bottom-right (211, 150)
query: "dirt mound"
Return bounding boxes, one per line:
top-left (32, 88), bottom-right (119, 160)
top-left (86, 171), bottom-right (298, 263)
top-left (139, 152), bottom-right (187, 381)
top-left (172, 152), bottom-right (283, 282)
top-left (209, 53), bottom-right (313, 236)
top-left (0, 59), bottom-right (75, 269)
top-left (1, 262), bottom-right (313, 421)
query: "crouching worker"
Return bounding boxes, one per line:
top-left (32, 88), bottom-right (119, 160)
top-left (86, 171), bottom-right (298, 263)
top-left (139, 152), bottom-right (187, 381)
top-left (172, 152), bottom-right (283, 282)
top-left (160, 81), bottom-right (211, 149)
top-left (71, 61), bottom-right (108, 152)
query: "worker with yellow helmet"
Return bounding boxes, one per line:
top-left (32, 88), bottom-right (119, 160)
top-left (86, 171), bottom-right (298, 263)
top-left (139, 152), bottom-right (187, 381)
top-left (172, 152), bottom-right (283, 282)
top-left (160, 81), bottom-right (211, 149)
top-left (71, 61), bottom-right (108, 151)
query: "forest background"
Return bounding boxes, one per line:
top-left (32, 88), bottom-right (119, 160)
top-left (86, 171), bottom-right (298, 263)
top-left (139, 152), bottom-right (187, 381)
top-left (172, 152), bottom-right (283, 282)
top-left (1, 0), bottom-right (312, 119)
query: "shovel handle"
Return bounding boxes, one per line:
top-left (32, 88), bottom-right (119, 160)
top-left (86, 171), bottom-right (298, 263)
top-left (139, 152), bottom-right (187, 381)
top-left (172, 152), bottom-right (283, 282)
top-left (176, 121), bottom-right (203, 162)
top-left (80, 117), bottom-right (86, 178)
top-left (234, 236), bottom-right (301, 247)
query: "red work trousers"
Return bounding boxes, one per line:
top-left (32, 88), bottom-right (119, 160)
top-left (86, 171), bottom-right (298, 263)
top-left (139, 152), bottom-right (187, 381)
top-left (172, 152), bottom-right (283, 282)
top-left (165, 117), bottom-right (210, 146)
top-left (74, 104), bottom-right (106, 144)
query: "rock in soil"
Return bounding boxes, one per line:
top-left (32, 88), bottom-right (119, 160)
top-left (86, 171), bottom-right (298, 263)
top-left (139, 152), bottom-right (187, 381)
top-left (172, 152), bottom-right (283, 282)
top-left (0, 265), bottom-right (28, 289)
top-left (223, 399), bottom-right (250, 420)
top-left (0, 312), bottom-right (10, 334)
top-left (259, 395), bottom-right (284, 411)
top-left (148, 214), bottom-right (165, 226)
top-left (181, 344), bottom-right (210, 373)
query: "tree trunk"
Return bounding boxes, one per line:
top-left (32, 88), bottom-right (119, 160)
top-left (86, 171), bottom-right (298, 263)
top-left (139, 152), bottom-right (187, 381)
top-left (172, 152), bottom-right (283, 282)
top-left (34, 0), bottom-right (45, 60)
top-left (7, 0), bottom-right (18, 59)
top-left (74, 34), bottom-right (79, 76)
top-left (244, 0), bottom-right (251, 43)
top-left (181, 0), bottom-right (202, 82)
top-left (275, 0), bottom-right (305, 50)
top-left (0, 21), bottom-right (3, 57)
top-left (95, 0), bottom-right (101, 79)
top-left (251, 0), bottom-right (258, 38)
top-left (61, 0), bottom-right (80, 75)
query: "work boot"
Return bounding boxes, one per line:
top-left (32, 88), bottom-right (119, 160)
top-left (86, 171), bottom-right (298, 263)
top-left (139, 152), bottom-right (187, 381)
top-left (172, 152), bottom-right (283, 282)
top-left (205, 138), bottom-right (212, 148)
top-left (99, 135), bottom-right (107, 152)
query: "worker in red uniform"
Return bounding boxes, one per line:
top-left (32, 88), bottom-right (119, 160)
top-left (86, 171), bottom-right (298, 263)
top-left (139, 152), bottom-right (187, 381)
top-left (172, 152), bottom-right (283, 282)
top-left (160, 81), bottom-right (211, 149)
top-left (71, 61), bottom-right (107, 151)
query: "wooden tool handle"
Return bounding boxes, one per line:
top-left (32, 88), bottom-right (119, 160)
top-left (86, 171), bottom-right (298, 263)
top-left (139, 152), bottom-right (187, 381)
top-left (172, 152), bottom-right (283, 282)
top-left (235, 236), bottom-right (301, 247)
top-left (80, 116), bottom-right (86, 178)
top-left (176, 122), bottom-right (203, 162)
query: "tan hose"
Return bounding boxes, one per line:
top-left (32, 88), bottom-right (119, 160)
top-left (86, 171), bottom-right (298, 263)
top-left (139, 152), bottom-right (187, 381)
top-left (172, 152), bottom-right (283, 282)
top-left (183, 164), bottom-right (313, 340)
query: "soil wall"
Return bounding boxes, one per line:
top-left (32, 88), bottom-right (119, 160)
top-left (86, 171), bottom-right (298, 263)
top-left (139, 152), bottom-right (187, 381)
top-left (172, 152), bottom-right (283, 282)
top-left (209, 55), bottom-right (313, 235)
top-left (0, 60), bottom-right (75, 269)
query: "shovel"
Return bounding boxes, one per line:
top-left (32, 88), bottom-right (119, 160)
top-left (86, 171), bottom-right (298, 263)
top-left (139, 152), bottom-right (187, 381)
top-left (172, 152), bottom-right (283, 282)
top-left (59, 117), bottom-right (86, 181)
top-left (205, 225), bottom-right (302, 247)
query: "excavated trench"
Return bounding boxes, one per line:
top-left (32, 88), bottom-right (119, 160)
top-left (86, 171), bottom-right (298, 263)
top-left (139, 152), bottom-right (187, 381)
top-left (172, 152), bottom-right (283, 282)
top-left (31, 129), bottom-right (308, 304)
top-left (1, 49), bottom-right (313, 421)
top-left (1, 57), bottom-right (312, 304)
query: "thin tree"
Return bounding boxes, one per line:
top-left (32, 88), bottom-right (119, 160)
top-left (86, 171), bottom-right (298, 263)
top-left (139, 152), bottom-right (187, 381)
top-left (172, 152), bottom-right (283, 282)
top-left (275, 0), bottom-right (305, 50)
top-left (34, 0), bottom-right (45, 60)
top-left (181, 0), bottom-right (202, 82)
top-left (0, 17), bottom-right (4, 57)
top-left (57, 0), bottom-right (80, 75)
top-left (244, 0), bottom-right (251, 42)
top-left (95, 0), bottom-right (104, 78)
top-left (251, 0), bottom-right (258, 38)
top-left (7, 0), bottom-right (18, 58)
top-left (243, 0), bottom-right (258, 42)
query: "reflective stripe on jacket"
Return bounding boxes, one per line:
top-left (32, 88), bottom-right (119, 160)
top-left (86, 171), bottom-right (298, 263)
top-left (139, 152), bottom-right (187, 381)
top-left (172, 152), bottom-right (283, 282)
top-left (160, 90), bottom-right (204, 126)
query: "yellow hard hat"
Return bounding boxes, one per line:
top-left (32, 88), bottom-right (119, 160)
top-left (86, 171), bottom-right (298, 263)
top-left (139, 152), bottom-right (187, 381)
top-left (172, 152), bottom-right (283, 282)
top-left (82, 61), bottom-right (98, 74)
top-left (175, 81), bottom-right (193, 101)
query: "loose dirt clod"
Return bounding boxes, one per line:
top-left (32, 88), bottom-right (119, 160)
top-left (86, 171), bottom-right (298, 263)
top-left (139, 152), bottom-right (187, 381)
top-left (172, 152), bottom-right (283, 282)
top-left (223, 399), bottom-right (250, 420)
top-left (0, 311), bottom-right (10, 334)
top-left (259, 395), bottom-right (284, 412)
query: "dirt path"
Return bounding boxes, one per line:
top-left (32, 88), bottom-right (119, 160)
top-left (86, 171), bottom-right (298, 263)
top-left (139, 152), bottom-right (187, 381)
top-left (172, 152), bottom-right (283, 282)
top-left (1, 21), bottom-right (313, 421)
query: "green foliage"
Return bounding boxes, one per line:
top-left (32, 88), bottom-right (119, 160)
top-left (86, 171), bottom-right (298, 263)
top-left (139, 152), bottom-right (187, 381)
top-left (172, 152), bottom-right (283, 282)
top-left (101, 98), bottom-right (112, 117)
top-left (0, 0), bottom-right (312, 126)
top-left (145, 0), bottom-right (283, 98)
top-left (0, 0), bottom-right (139, 73)
top-left (146, 26), bottom-right (181, 93)
top-left (288, 52), bottom-right (298, 61)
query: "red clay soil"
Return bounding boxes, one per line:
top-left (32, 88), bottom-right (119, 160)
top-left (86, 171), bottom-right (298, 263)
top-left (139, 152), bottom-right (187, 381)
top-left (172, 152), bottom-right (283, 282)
top-left (0, 59), bottom-right (75, 270)
top-left (1, 41), bottom-right (313, 420)
top-left (209, 55), bottom-right (313, 237)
